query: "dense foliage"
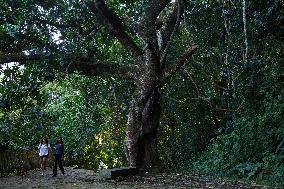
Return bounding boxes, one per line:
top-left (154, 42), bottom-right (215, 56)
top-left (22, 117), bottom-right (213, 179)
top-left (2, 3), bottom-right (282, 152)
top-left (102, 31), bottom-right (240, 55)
top-left (158, 0), bottom-right (284, 185)
top-left (0, 0), bottom-right (283, 186)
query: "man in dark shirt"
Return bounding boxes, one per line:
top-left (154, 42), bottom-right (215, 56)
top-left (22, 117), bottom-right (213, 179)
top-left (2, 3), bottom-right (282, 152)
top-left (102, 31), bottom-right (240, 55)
top-left (52, 138), bottom-right (65, 177)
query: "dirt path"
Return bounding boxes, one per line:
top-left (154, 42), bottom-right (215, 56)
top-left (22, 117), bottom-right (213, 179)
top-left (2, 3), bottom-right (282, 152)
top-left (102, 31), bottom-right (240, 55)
top-left (0, 167), bottom-right (277, 189)
top-left (0, 167), bottom-right (134, 189)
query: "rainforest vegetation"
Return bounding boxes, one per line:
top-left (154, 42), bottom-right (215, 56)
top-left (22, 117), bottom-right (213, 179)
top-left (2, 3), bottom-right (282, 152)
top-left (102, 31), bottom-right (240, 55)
top-left (0, 0), bottom-right (283, 186)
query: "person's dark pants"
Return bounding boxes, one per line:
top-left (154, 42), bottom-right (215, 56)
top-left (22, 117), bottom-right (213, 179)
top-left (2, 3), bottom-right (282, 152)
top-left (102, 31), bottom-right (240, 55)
top-left (53, 154), bottom-right (64, 175)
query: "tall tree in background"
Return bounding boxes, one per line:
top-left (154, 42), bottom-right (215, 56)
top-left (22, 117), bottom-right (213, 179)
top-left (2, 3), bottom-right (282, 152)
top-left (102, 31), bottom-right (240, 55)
top-left (0, 0), bottom-right (197, 168)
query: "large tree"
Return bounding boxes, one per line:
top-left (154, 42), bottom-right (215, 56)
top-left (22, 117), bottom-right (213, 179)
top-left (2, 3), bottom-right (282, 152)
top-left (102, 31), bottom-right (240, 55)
top-left (0, 0), bottom-right (197, 168)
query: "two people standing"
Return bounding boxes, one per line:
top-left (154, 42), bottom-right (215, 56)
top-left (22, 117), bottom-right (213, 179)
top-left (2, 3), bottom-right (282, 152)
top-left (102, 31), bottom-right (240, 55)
top-left (37, 137), bottom-right (65, 177)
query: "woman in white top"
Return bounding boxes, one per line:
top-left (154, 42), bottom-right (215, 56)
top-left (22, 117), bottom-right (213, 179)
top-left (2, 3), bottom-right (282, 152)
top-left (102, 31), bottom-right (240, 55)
top-left (38, 137), bottom-right (51, 175)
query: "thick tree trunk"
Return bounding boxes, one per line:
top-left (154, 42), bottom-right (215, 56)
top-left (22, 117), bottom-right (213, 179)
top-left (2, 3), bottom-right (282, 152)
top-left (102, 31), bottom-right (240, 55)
top-left (139, 88), bottom-right (161, 168)
top-left (125, 101), bottom-right (141, 167)
top-left (125, 87), bottom-right (161, 169)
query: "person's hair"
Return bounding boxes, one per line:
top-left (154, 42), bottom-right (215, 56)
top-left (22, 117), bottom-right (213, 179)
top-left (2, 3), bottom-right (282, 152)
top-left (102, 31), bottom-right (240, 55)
top-left (43, 137), bottom-right (49, 144)
top-left (56, 138), bottom-right (63, 144)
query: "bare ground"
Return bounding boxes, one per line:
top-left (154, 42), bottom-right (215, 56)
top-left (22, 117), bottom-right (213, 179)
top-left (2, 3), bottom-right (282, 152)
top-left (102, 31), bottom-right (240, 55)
top-left (0, 167), bottom-right (278, 189)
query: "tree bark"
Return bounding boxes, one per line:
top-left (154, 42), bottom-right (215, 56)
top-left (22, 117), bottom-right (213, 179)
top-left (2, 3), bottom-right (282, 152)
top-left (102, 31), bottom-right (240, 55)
top-left (125, 87), bottom-right (161, 168)
top-left (139, 87), bottom-right (161, 168)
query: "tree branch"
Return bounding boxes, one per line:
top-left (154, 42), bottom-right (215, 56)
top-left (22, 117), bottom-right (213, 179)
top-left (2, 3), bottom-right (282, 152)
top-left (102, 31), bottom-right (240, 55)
top-left (138, 0), bottom-right (171, 49)
top-left (89, 0), bottom-right (142, 58)
top-left (162, 45), bottom-right (198, 79)
top-left (139, 0), bottom-right (171, 29)
top-left (0, 53), bottom-right (46, 64)
top-left (66, 60), bottom-right (136, 80)
top-left (0, 53), bottom-right (136, 80)
top-left (160, 0), bottom-right (185, 65)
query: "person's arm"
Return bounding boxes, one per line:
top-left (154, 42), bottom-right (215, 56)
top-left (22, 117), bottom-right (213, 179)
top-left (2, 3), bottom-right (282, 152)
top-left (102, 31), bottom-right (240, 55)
top-left (61, 145), bottom-right (64, 160)
top-left (37, 143), bottom-right (41, 155)
top-left (48, 143), bottom-right (51, 154)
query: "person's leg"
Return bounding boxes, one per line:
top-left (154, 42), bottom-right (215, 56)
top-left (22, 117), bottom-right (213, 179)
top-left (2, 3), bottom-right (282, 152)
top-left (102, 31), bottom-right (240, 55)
top-left (39, 157), bottom-right (43, 175)
top-left (40, 156), bottom-right (45, 175)
top-left (39, 157), bottom-right (43, 170)
top-left (58, 158), bottom-right (64, 174)
top-left (42, 157), bottom-right (47, 170)
top-left (44, 156), bottom-right (49, 169)
top-left (42, 156), bottom-right (47, 175)
top-left (53, 155), bottom-right (58, 176)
